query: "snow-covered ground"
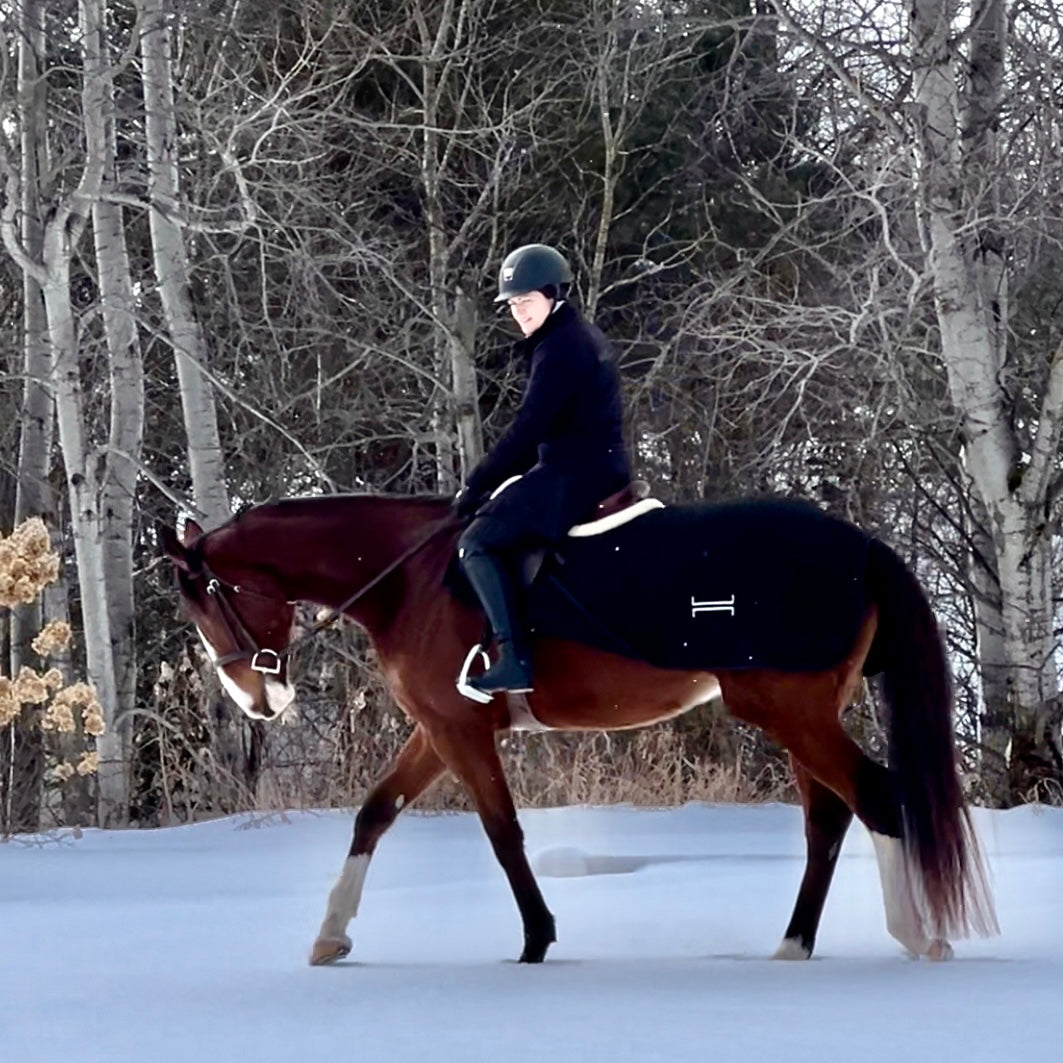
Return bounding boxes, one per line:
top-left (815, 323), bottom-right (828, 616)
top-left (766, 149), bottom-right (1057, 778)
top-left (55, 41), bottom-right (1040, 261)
top-left (1, 802), bottom-right (1060, 1062)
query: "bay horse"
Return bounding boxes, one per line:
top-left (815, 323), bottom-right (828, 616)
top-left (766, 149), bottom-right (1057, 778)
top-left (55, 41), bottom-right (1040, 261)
top-left (160, 493), bottom-right (997, 965)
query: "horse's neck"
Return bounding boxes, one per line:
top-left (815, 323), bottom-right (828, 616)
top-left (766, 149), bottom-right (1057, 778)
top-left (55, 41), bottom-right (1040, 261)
top-left (225, 496), bottom-right (448, 611)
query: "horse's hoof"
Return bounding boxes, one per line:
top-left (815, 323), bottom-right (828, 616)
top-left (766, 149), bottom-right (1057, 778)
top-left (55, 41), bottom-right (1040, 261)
top-left (518, 936), bottom-right (554, 963)
top-left (519, 916), bottom-right (557, 963)
top-left (309, 935), bottom-right (352, 966)
top-left (772, 938), bottom-right (811, 960)
top-left (926, 938), bottom-right (954, 962)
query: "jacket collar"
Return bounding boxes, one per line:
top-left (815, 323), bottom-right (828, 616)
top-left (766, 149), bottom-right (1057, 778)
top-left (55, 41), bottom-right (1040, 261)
top-left (516, 301), bottom-right (579, 357)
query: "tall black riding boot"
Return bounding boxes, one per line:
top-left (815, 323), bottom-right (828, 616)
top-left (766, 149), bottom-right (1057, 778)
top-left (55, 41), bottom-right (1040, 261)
top-left (459, 552), bottom-right (534, 694)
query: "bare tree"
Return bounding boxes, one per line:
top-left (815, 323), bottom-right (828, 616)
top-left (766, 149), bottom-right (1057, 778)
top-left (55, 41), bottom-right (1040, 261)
top-left (91, 2), bottom-right (144, 819)
top-left (5, 0), bottom-right (55, 828)
top-left (909, 0), bottom-right (1062, 800)
top-left (139, 0), bottom-right (229, 527)
top-left (760, 0), bottom-right (1063, 802)
top-left (0, 0), bottom-right (144, 822)
top-left (4, 0), bottom-right (1057, 822)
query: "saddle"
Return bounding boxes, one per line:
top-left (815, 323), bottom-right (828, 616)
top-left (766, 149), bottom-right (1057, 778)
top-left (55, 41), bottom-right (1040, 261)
top-left (587, 480), bottom-right (650, 520)
top-left (518, 480), bottom-right (660, 585)
top-left (455, 480), bottom-right (662, 702)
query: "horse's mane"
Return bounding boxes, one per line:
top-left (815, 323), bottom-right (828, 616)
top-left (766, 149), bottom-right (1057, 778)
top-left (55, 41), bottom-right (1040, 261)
top-left (196, 492), bottom-right (455, 577)
top-left (228, 492), bottom-right (450, 526)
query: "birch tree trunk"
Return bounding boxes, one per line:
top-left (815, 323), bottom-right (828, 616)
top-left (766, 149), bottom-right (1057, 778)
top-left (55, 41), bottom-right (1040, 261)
top-left (88, 7), bottom-right (144, 793)
top-left (415, 0), bottom-right (461, 493)
top-left (911, 0), bottom-right (1063, 803)
top-left (967, 499), bottom-right (1009, 790)
top-left (51, 0), bottom-right (128, 823)
top-left (140, 0), bottom-right (230, 527)
top-left (12, 0), bottom-right (52, 561)
top-left (8, 0), bottom-right (53, 831)
top-left (584, 0), bottom-right (625, 320)
top-left (451, 284), bottom-right (483, 478)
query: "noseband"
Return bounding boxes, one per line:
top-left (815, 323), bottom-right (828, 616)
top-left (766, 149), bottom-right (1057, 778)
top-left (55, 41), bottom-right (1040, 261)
top-left (193, 515), bottom-right (458, 676)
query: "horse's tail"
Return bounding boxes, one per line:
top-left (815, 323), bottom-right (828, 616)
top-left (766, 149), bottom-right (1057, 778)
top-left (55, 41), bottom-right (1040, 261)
top-left (866, 537), bottom-right (998, 939)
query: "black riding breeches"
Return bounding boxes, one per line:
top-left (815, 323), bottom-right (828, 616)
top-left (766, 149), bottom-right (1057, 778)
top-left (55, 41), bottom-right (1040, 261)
top-left (459, 462), bottom-right (627, 561)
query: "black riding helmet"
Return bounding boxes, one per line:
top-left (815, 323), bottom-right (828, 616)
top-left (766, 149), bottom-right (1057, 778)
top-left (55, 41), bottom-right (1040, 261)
top-left (495, 244), bottom-right (573, 302)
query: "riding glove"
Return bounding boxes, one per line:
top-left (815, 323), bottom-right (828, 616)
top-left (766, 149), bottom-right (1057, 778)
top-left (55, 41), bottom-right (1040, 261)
top-left (453, 489), bottom-right (484, 519)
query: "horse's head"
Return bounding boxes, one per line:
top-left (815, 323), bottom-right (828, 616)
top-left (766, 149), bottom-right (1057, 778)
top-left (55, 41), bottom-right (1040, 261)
top-left (160, 518), bottom-right (297, 721)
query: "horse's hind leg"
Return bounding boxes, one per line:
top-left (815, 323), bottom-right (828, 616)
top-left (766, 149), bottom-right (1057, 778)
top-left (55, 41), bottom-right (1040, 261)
top-left (430, 726), bottom-right (556, 963)
top-left (310, 724), bottom-right (444, 966)
top-left (768, 715), bottom-right (952, 960)
top-left (774, 756), bottom-right (853, 960)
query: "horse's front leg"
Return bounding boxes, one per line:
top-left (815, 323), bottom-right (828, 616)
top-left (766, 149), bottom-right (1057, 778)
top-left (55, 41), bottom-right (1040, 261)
top-left (310, 724), bottom-right (444, 965)
top-left (432, 726), bottom-right (556, 963)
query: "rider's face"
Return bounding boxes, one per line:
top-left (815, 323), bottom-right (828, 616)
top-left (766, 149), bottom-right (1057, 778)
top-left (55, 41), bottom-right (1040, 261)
top-left (508, 291), bottom-right (552, 336)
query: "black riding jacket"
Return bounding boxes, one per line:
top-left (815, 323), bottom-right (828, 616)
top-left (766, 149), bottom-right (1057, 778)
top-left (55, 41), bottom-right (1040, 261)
top-left (464, 302), bottom-right (631, 504)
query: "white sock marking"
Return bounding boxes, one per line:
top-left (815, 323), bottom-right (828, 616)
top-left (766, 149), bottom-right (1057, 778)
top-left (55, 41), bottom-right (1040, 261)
top-left (317, 854), bottom-right (370, 943)
top-left (870, 831), bottom-right (949, 958)
top-left (772, 938), bottom-right (811, 960)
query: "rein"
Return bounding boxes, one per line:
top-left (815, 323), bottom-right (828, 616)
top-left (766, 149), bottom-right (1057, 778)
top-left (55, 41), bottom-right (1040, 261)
top-left (201, 514), bottom-right (459, 673)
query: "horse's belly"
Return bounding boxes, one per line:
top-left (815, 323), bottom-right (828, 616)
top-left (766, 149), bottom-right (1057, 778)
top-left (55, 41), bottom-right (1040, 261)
top-left (517, 643), bottom-right (720, 731)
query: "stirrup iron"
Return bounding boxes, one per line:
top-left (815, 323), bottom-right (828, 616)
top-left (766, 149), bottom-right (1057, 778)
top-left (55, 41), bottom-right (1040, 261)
top-left (457, 643), bottom-right (493, 703)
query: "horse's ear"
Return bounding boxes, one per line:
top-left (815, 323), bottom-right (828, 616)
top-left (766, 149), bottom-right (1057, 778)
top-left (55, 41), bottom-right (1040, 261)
top-left (179, 518), bottom-right (204, 546)
top-left (157, 522), bottom-right (191, 572)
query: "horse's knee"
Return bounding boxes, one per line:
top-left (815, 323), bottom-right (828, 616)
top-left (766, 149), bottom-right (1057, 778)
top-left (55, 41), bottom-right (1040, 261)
top-left (352, 793), bottom-right (402, 853)
top-left (806, 799), bottom-right (853, 854)
top-left (789, 736), bottom-right (898, 839)
top-left (796, 766), bottom-right (853, 843)
top-left (483, 810), bottom-right (526, 858)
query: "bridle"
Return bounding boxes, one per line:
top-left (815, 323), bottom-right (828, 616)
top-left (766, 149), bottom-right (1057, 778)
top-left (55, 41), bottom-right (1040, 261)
top-left (192, 515), bottom-right (458, 676)
top-left (199, 569), bottom-right (287, 673)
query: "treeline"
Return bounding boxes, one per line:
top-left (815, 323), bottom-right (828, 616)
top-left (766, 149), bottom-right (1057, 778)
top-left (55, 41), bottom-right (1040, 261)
top-left (0, 0), bottom-right (1061, 831)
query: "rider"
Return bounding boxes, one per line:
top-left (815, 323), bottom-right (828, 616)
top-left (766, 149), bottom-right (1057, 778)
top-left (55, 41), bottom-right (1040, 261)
top-left (454, 243), bottom-right (633, 695)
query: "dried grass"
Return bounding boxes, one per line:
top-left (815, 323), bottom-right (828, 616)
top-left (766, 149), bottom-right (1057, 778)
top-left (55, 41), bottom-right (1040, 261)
top-left (198, 675), bottom-right (796, 818)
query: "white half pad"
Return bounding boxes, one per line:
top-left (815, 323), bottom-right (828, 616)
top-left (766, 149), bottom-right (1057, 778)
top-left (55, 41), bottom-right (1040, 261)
top-left (568, 498), bottom-right (666, 537)
top-left (488, 474), bottom-right (666, 538)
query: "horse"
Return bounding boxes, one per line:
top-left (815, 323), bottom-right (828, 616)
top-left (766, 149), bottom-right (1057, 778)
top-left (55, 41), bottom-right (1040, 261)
top-left (160, 492), bottom-right (997, 966)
